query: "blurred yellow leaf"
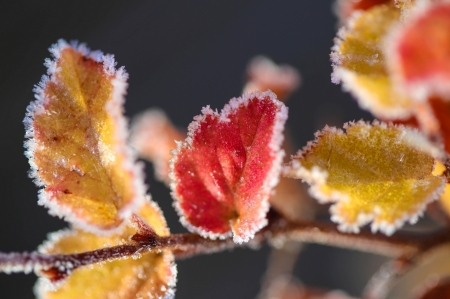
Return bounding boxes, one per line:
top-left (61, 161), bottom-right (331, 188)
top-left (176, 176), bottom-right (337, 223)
top-left (36, 199), bottom-right (176, 299)
top-left (25, 41), bottom-right (146, 233)
top-left (332, 5), bottom-right (415, 119)
top-left (284, 121), bottom-right (445, 235)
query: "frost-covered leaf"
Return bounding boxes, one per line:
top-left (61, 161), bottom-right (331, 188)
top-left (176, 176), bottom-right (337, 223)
top-left (243, 56), bottom-right (301, 102)
top-left (385, 2), bottom-right (450, 153)
top-left (130, 109), bottom-right (185, 184)
top-left (170, 91), bottom-right (287, 243)
top-left (389, 1), bottom-right (450, 101)
top-left (332, 4), bottom-right (415, 120)
top-left (24, 40), bottom-right (146, 233)
top-left (36, 199), bottom-right (176, 299)
top-left (283, 121), bottom-right (445, 235)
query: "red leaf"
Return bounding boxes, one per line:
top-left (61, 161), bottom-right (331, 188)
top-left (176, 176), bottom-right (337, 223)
top-left (170, 91), bottom-right (288, 243)
top-left (389, 1), bottom-right (450, 101)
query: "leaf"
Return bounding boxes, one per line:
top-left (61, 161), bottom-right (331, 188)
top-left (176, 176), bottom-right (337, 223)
top-left (283, 121), bottom-right (445, 235)
top-left (332, 2), bottom-right (450, 155)
top-left (35, 199), bottom-right (176, 299)
top-left (130, 109), bottom-right (186, 184)
top-left (243, 56), bottom-right (301, 103)
top-left (170, 91), bottom-right (288, 243)
top-left (331, 4), bottom-right (415, 120)
top-left (24, 40), bottom-right (146, 233)
top-left (388, 1), bottom-right (450, 101)
top-left (385, 2), bottom-right (450, 154)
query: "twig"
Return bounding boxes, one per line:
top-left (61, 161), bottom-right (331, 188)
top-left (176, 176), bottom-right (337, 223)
top-left (0, 215), bottom-right (447, 282)
top-left (362, 257), bottom-right (414, 299)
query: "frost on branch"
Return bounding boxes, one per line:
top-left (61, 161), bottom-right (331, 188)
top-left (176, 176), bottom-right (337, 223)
top-left (36, 199), bottom-right (176, 299)
top-left (331, 4), bottom-right (416, 120)
top-left (283, 121), bottom-right (445, 235)
top-left (170, 91), bottom-right (288, 243)
top-left (130, 109), bottom-right (186, 184)
top-left (24, 40), bottom-right (146, 233)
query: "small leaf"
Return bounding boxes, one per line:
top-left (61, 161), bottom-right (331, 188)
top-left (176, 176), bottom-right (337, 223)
top-left (170, 91), bottom-right (288, 243)
top-left (389, 1), bottom-right (450, 101)
top-left (35, 199), bottom-right (176, 299)
top-left (24, 40), bottom-right (146, 233)
top-left (332, 5), bottom-right (415, 120)
top-left (284, 121), bottom-right (445, 235)
top-left (243, 56), bottom-right (301, 102)
top-left (130, 109), bottom-right (185, 184)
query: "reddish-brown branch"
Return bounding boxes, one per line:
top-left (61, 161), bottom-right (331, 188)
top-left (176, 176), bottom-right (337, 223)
top-left (1, 215), bottom-right (448, 281)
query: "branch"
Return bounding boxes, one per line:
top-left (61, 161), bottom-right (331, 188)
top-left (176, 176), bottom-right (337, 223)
top-left (362, 229), bottom-right (450, 299)
top-left (0, 214), bottom-right (447, 282)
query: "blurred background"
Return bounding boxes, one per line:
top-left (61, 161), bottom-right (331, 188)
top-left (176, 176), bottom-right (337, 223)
top-left (0, 1), bottom-right (389, 298)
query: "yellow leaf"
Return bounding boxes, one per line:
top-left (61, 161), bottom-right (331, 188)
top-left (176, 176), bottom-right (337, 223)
top-left (284, 121), bottom-right (445, 235)
top-left (24, 40), bottom-right (146, 233)
top-left (35, 199), bottom-right (176, 299)
top-left (332, 5), bottom-right (415, 119)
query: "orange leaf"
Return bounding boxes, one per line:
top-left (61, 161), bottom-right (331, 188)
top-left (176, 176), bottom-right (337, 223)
top-left (35, 200), bottom-right (176, 299)
top-left (284, 121), bottom-right (445, 235)
top-left (130, 109), bottom-right (186, 184)
top-left (243, 56), bottom-right (301, 103)
top-left (24, 40), bottom-right (146, 233)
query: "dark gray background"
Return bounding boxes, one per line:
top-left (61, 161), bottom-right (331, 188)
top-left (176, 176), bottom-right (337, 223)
top-left (0, 1), bottom-right (386, 298)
